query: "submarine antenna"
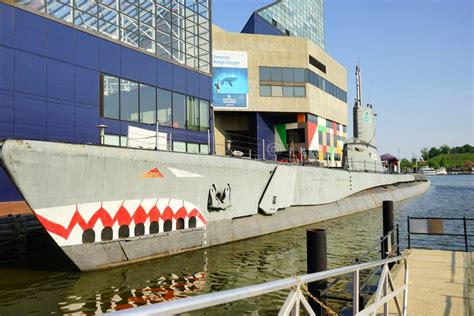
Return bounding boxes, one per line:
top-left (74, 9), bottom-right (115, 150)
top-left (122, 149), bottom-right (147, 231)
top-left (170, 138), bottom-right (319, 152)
top-left (355, 64), bottom-right (362, 108)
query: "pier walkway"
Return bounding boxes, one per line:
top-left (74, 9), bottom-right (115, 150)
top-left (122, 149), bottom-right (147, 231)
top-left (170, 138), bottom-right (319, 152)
top-left (390, 249), bottom-right (473, 316)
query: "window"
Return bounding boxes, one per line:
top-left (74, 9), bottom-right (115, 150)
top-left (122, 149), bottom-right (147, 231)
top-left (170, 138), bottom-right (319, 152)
top-left (101, 227), bottom-right (113, 241)
top-left (101, 75), bottom-right (120, 119)
top-left (120, 79), bottom-right (139, 122)
top-left (164, 219), bottom-right (172, 232)
top-left (104, 134), bottom-right (120, 146)
top-left (157, 88), bottom-right (172, 126)
top-left (307, 114), bottom-right (317, 124)
top-left (326, 133), bottom-right (331, 146)
top-left (134, 223), bottom-right (145, 236)
top-left (172, 93), bottom-right (186, 128)
top-left (271, 86), bottom-right (283, 97)
top-left (259, 67), bottom-right (271, 81)
top-left (189, 216), bottom-right (197, 228)
top-left (283, 86), bottom-right (294, 97)
top-left (282, 68), bottom-right (294, 82)
top-left (100, 74), bottom-right (210, 131)
top-left (140, 84), bottom-right (156, 124)
top-left (14, 0), bottom-right (210, 73)
top-left (258, 67), bottom-right (346, 102)
top-left (318, 131), bottom-right (323, 145)
top-left (294, 68), bottom-right (306, 82)
top-left (200, 144), bottom-right (209, 154)
top-left (260, 85), bottom-right (271, 97)
top-left (326, 120), bottom-right (332, 128)
top-left (309, 55), bottom-right (327, 73)
top-left (294, 86), bottom-right (306, 97)
top-left (119, 225), bottom-right (130, 238)
top-left (82, 229), bottom-right (95, 243)
top-left (270, 67), bottom-right (283, 82)
top-left (199, 100), bottom-right (209, 131)
top-left (149, 221), bottom-right (159, 234)
top-left (187, 97), bottom-right (199, 130)
top-left (187, 143), bottom-right (199, 153)
top-left (173, 141), bottom-right (186, 152)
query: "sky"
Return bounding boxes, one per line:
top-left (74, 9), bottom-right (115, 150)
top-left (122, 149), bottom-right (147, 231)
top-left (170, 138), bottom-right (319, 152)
top-left (212, 0), bottom-right (473, 159)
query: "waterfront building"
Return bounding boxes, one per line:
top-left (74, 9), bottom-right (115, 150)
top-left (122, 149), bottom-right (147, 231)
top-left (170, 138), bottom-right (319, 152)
top-left (0, 0), bottom-right (213, 213)
top-left (212, 0), bottom-right (348, 164)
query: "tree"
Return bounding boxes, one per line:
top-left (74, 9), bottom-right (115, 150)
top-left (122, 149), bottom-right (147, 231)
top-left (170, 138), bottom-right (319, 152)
top-left (440, 144), bottom-right (450, 155)
top-left (400, 159), bottom-right (412, 172)
top-left (460, 144), bottom-right (473, 154)
top-left (439, 157), bottom-right (446, 167)
top-left (428, 160), bottom-right (439, 169)
top-left (420, 147), bottom-right (429, 161)
top-left (428, 147), bottom-right (441, 159)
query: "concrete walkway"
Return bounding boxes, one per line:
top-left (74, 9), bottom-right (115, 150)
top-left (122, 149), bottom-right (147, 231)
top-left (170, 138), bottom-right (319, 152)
top-left (387, 249), bottom-right (473, 316)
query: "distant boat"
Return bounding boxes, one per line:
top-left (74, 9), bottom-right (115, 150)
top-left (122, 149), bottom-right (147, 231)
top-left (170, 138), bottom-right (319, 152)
top-left (420, 166), bottom-right (436, 176)
top-left (435, 167), bottom-right (448, 176)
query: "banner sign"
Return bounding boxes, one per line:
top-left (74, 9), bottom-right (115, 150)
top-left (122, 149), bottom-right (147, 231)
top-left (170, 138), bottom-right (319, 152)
top-left (212, 51), bottom-right (248, 109)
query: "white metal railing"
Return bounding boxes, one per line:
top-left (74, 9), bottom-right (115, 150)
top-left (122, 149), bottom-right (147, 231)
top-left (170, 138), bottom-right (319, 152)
top-left (108, 254), bottom-right (409, 316)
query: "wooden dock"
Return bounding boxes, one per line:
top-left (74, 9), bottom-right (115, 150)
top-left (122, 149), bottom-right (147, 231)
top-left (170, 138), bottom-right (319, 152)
top-left (389, 249), bottom-right (473, 316)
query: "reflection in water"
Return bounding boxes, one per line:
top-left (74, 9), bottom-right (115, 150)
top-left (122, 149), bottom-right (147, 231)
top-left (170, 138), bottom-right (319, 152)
top-left (0, 176), bottom-right (472, 315)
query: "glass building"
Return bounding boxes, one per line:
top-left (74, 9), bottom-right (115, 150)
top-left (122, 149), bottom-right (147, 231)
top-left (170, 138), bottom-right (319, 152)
top-left (256, 0), bottom-right (325, 49)
top-left (0, 0), bottom-right (213, 209)
top-left (14, 0), bottom-right (211, 73)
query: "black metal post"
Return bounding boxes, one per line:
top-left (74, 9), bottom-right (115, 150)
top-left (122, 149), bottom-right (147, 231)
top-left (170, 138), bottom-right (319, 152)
top-left (383, 201), bottom-right (394, 257)
top-left (307, 228), bottom-right (327, 316)
top-left (396, 224), bottom-right (400, 256)
top-left (463, 217), bottom-right (468, 252)
top-left (380, 236), bottom-right (385, 260)
top-left (407, 216), bottom-right (411, 249)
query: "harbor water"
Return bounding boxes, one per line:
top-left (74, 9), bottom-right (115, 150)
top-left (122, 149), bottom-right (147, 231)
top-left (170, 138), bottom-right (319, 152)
top-left (0, 175), bottom-right (472, 315)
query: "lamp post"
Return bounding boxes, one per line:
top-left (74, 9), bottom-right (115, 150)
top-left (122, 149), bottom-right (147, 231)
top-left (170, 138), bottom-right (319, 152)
top-left (97, 124), bottom-right (108, 145)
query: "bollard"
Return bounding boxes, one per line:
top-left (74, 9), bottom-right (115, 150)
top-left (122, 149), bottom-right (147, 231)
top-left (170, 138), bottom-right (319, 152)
top-left (307, 228), bottom-right (327, 316)
top-left (382, 201), bottom-right (395, 267)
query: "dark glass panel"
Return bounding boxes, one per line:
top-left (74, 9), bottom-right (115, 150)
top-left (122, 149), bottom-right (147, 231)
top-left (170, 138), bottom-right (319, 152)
top-left (102, 75), bottom-right (120, 119)
top-left (157, 88), bottom-right (172, 126)
top-left (172, 93), bottom-right (186, 128)
top-left (270, 67), bottom-right (282, 82)
top-left (187, 97), bottom-right (199, 130)
top-left (140, 84), bottom-right (156, 124)
top-left (260, 85), bottom-right (271, 97)
top-left (199, 100), bottom-right (209, 131)
top-left (120, 79), bottom-right (139, 122)
top-left (282, 68), bottom-right (294, 82)
top-left (259, 67), bottom-right (271, 81)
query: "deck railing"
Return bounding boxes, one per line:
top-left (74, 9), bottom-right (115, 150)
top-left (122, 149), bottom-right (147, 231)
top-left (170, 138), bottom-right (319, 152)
top-left (407, 216), bottom-right (474, 252)
top-left (108, 254), bottom-right (409, 316)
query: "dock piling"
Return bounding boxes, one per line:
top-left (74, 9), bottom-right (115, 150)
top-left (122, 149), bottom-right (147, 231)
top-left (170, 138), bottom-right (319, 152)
top-left (307, 228), bottom-right (327, 316)
top-left (382, 201), bottom-right (394, 260)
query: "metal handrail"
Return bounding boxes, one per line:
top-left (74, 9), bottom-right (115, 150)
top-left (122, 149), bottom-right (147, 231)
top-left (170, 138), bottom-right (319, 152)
top-left (108, 254), bottom-right (408, 316)
top-left (407, 216), bottom-right (473, 252)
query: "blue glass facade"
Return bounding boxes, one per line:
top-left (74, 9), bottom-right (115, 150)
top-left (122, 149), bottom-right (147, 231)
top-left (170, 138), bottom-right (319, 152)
top-left (0, 3), bottom-right (212, 203)
top-left (257, 0), bottom-right (325, 49)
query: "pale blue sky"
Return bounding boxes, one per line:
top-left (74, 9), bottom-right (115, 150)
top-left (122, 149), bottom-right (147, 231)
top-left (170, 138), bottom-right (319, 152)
top-left (212, 0), bottom-right (473, 159)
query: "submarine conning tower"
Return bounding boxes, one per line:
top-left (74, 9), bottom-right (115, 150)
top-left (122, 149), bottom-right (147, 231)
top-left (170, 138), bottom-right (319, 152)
top-left (343, 65), bottom-right (383, 172)
top-left (353, 65), bottom-right (377, 147)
